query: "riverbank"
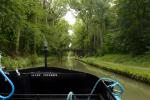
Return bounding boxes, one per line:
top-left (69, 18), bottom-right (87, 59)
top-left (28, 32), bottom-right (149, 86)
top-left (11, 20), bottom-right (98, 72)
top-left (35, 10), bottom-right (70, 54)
top-left (78, 54), bottom-right (150, 85)
top-left (1, 55), bottom-right (57, 70)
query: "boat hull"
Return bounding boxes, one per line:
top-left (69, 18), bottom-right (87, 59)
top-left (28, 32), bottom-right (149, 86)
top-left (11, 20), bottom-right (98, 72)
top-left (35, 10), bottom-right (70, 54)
top-left (0, 67), bottom-right (116, 100)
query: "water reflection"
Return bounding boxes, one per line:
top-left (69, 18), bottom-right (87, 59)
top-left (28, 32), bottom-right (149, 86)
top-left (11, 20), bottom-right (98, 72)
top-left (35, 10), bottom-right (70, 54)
top-left (48, 57), bottom-right (150, 100)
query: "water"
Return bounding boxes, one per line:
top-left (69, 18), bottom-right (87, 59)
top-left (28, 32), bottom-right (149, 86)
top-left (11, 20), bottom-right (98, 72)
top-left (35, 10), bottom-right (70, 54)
top-left (48, 57), bottom-right (150, 100)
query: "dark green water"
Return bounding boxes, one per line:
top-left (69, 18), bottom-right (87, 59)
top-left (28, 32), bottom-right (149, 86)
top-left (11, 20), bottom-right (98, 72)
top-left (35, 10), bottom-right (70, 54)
top-left (48, 57), bottom-right (150, 100)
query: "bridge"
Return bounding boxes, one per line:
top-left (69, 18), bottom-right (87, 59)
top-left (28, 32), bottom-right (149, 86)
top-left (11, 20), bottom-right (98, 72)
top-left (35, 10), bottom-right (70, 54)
top-left (62, 48), bottom-right (89, 57)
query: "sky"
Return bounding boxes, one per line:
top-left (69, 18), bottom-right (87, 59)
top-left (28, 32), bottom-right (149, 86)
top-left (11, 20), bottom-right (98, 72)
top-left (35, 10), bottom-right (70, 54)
top-left (63, 8), bottom-right (77, 25)
top-left (69, 43), bottom-right (72, 48)
top-left (68, 30), bottom-right (73, 48)
top-left (63, 7), bottom-right (78, 48)
top-left (68, 30), bottom-right (74, 36)
top-left (64, 11), bottom-right (76, 25)
top-left (63, 8), bottom-right (77, 37)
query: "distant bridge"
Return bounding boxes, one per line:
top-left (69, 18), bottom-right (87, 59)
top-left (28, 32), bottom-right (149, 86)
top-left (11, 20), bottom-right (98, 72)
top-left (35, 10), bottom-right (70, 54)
top-left (63, 48), bottom-right (89, 57)
top-left (63, 48), bottom-right (84, 52)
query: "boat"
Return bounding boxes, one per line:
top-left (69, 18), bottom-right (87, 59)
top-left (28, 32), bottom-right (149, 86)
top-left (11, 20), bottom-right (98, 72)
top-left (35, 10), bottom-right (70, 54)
top-left (0, 49), bottom-right (124, 100)
top-left (0, 66), bottom-right (124, 100)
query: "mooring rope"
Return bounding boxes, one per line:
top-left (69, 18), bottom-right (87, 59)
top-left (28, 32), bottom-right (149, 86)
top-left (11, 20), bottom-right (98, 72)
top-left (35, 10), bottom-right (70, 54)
top-left (67, 91), bottom-right (74, 100)
top-left (0, 67), bottom-right (15, 100)
top-left (66, 78), bottom-right (124, 100)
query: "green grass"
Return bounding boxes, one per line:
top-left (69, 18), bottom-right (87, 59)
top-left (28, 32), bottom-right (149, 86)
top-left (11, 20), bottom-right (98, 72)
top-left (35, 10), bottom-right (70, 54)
top-left (1, 55), bottom-right (56, 70)
top-left (81, 54), bottom-right (150, 84)
top-left (88, 54), bottom-right (150, 67)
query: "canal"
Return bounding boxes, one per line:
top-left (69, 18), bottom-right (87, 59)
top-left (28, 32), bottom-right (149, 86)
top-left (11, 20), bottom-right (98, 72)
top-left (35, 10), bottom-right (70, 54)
top-left (48, 57), bottom-right (150, 100)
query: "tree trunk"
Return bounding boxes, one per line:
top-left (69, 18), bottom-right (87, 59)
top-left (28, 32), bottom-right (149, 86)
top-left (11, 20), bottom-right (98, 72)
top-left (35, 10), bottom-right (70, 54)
top-left (15, 25), bottom-right (21, 55)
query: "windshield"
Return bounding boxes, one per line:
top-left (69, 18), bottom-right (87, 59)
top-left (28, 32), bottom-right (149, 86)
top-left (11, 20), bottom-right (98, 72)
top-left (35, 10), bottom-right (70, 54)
top-left (0, 0), bottom-right (150, 100)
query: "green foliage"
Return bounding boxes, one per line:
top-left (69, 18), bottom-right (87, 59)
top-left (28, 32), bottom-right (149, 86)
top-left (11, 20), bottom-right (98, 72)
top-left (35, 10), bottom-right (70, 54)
top-left (1, 55), bottom-right (56, 70)
top-left (48, 19), bottom-right (70, 57)
top-left (82, 55), bottom-right (150, 84)
top-left (72, 19), bottom-right (86, 49)
top-left (71, 0), bottom-right (150, 56)
top-left (116, 0), bottom-right (150, 55)
top-left (85, 54), bottom-right (150, 67)
top-left (0, 0), bottom-right (70, 57)
top-left (70, 0), bottom-right (111, 55)
top-left (0, 0), bottom-right (149, 59)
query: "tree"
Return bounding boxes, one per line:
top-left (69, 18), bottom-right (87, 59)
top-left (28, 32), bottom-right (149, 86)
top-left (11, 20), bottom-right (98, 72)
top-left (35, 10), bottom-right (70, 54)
top-left (117, 0), bottom-right (150, 55)
top-left (70, 0), bottom-right (111, 55)
top-left (0, 0), bottom-right (71, 57)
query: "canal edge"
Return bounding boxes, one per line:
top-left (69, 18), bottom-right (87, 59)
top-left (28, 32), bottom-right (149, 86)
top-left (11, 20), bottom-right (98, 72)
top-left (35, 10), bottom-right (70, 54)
top-left (75, 58), bottom-right (150, 85)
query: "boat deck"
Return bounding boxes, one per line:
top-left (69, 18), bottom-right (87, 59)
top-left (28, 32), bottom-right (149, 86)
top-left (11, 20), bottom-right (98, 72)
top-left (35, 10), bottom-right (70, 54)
top-left (11, 94), bottom-right (104, 100)
top-left (0, 67), bottom-right (116, 100)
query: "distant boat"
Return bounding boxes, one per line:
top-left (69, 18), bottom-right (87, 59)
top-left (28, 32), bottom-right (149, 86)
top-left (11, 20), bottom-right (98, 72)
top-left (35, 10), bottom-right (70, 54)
top-left (0, 67), bottom-right (124, 100)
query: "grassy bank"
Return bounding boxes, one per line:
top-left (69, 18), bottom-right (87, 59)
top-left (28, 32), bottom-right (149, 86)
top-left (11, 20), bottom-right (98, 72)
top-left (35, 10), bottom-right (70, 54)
top-left (80, 54), bottom-right (150, 84)
top-left (1, 55), bottom-right (56, 70)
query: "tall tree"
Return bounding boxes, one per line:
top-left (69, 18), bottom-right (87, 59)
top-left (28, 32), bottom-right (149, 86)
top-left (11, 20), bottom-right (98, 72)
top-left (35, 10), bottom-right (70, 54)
top-left (70, 0), bottom-right (110, 55)
top-left (117, 0), bottom-right (150, 55)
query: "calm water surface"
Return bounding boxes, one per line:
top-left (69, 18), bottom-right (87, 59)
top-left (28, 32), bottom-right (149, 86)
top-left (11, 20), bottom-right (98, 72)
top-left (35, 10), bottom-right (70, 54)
top-left (48, 57), bottom-right (150, 100)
